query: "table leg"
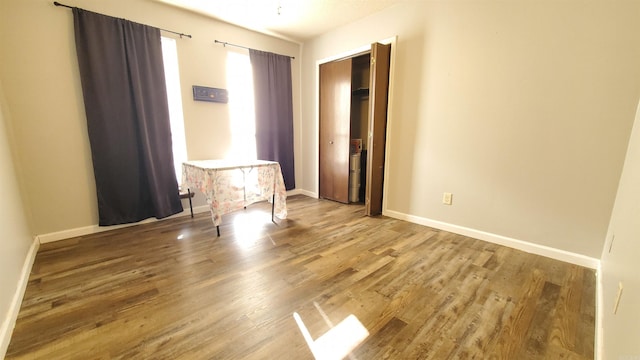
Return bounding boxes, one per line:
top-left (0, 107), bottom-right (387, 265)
top-left (216, 225), bottom-right (220, 237)
top-left (272, 167), bottom-right (276, 224)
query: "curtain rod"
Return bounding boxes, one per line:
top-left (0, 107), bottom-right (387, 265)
top-left (214, 40), bottom-right (295, 59)
top-left (53, 1), bottom-right (192, 39)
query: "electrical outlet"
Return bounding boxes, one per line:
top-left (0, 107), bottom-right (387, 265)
top-left (614, 282), bottom-right (623, 314)
top-left (443, 192), bottom-right (453, 205)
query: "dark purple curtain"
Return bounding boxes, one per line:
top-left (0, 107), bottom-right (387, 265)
top-left (73, 8), bottom-right (183, 226)
top-left (249, 50), bottom-right (295, 190)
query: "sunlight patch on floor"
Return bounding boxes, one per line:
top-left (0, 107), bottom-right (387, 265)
top-left (231, 211), bottom-right (271, 249)
top-left (293, 306), bottom-right (369, 360)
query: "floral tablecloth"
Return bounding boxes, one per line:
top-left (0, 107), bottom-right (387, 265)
top-left (182, 160), bottom-right (287, 226)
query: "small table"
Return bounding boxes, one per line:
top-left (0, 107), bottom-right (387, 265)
top-left (182, 160), bottom-right (288, 236)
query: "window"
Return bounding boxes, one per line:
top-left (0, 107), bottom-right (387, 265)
top-left (160, 36), bottom-right (188, 184)
top-left (226, 48), bottom-right (257, 161)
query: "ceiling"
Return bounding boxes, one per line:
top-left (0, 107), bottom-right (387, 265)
top-left (154, 0), bottom-right (406, 42)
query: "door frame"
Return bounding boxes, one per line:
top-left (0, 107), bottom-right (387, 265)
top-left (314, 36), bottom-right (397, 214)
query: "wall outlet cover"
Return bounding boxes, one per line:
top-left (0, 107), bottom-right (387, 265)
top-left (443, 192), bottom-right (452, 205)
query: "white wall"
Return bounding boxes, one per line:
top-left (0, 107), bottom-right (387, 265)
top-left (300, 1), bottom-right (640, 258)
top-left (0, 82), bottom-right (35, 357)
top-left (0, 0), bottom-right (301, 236)
top-left (600, 100), bottom-right (640, 358)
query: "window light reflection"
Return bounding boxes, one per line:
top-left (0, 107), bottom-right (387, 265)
top-left (293, 311), bottom-right (369, 360)
top-left (232, 211), bottom-right (270, 249)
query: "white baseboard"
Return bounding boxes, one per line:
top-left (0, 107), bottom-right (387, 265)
top-left (286, 189), bottom-right (303, 196)
top-left (595, 263), bottom-right (603, 359)
top-left (38, 206), bottom-right (210, 244)
top-left (39, 198), bottom-right (599, 269)
top-left (38, 190), bottom-right (323, 244)
top-left (383, 209), bottom-right (600, 269)
top-left (295, 189), bottom-right (318, 198)
top-left (0, 236), bottom-right (39, 358)
top-left (37, 190), bottom-right (328, 244)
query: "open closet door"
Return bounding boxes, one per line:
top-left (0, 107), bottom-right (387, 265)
top-left (319, 58), bottom-right (352, 203)
top-left (365, 42), bottom-right (391, 216)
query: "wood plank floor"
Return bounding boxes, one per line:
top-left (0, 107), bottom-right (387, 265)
top-left (6, 195), bottom-right (595, 359)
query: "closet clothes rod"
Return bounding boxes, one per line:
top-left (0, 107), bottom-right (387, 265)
top-left (53, 1), bottom-right (192, 39)
top-left (214, 40), bottom-right (295, 59)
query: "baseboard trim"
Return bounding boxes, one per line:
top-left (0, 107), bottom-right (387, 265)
top-left (383, 209), bottom-right (600, 269)
top-left (286, 189), bottom-right (303, 196)
top-left (38, 190), bottom-right (321, 244)
top-left (38, 206), bottom-right (210, 244)
top-left (595, 263), bottom-right (603, 359)
top-left (0, 236), bottom-right (39, 358)
top-left (37, 198), bottom-right (599, 268)
top-left (296, 189), bottom-right (317, 198)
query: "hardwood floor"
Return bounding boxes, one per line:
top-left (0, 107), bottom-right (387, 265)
top-left (6, 195), bottom-right (595, 359)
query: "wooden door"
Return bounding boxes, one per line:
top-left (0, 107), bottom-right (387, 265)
top-left (319, 58), bottom-right (352, 203)
top-left (365, 43), bottom-right (391, 216)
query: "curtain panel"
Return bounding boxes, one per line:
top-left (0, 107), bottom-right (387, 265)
top-left (73, 8), bottom-right (183, 226)
top-left (249, 50), bottom-right (295, 190)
